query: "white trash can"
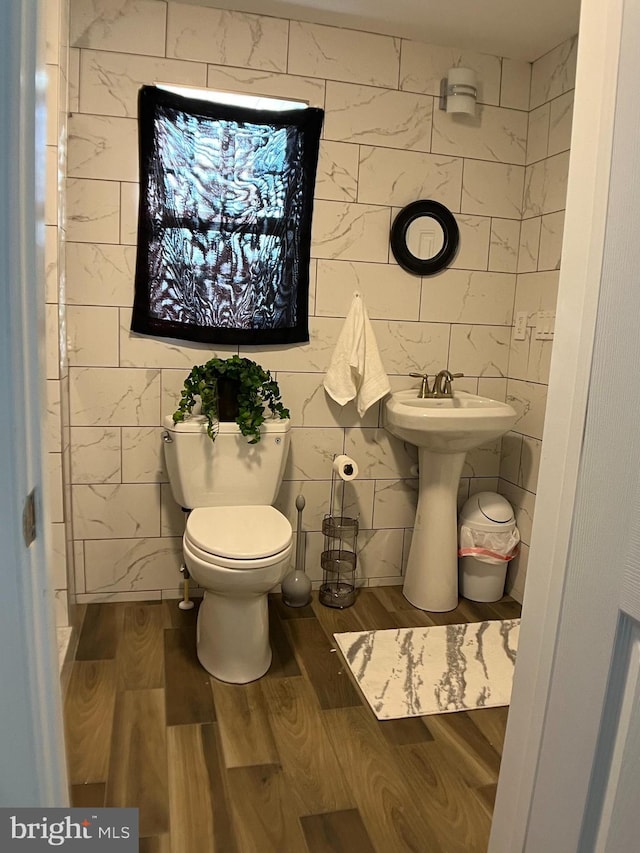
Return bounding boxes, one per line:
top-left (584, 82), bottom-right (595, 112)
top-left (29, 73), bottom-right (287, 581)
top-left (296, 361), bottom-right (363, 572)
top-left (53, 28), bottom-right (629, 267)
top-left (458, 492), bottom-right (520, 602)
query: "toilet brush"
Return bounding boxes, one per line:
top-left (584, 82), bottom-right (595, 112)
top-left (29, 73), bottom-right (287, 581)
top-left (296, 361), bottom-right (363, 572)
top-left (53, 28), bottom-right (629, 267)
top-left (281, 495), bottom-right (312, 607)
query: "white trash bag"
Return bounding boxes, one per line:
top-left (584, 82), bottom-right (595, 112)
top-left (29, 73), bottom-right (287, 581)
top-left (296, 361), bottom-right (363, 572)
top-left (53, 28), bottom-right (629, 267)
top-left (458, 525), bottom-right (520, 565)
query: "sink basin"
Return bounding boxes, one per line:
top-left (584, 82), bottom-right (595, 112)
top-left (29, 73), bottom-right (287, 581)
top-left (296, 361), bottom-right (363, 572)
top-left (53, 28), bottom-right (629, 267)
top-left (384, 389), bottom-right (517, 612)
top-left (385, 389), bottom-right (517, 453)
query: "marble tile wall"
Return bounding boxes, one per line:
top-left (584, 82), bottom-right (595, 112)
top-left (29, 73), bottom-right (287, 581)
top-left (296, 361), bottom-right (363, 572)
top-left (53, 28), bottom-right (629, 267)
top-left (45, 0), bottom-right (76, 628)
top-left (500, 37), bottom-right (577, 602)
top-left (62, 0), bottom-right (574, 604)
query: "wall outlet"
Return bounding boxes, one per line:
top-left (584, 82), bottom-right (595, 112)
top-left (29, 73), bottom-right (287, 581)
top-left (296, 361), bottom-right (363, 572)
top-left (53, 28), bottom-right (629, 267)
top-left (534, 311), bottom-right (555, 340)
top-left (514, 311), bottom-right (528, 341)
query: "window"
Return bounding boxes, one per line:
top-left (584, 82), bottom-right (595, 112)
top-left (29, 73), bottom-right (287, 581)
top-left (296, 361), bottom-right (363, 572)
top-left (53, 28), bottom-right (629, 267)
top-left (131, 85), bottom-right (323, 345)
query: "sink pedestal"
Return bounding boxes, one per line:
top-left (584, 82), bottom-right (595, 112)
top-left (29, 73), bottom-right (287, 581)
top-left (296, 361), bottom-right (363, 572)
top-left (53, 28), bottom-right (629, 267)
top-left (403, 448), bottom-right (466, 612)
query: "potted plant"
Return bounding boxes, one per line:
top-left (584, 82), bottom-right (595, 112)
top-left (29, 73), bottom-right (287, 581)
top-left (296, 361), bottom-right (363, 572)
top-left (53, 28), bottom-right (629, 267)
top-left (172, 355), bottom-right (290, 444)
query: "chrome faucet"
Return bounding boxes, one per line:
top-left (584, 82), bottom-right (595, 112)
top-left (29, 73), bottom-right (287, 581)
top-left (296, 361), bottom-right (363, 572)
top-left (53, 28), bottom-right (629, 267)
top-left (410, 370), bottom-right (464, 398)
top-left (433, 369), bottom-right (464, 398)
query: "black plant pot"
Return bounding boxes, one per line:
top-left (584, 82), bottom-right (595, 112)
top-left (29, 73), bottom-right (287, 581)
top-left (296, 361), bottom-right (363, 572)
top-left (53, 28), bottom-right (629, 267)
top-left (216, 376), bottom-right (240, 421)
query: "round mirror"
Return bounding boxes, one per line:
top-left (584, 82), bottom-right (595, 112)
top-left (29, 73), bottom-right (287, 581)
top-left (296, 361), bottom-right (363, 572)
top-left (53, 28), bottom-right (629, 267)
top-left (390, 200), bottom-right (459, 275)
top-left (405, 217), bottom-right (446, 259)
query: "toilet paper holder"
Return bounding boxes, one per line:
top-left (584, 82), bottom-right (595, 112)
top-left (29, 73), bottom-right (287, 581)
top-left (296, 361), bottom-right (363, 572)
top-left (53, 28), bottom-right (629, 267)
top-left (332, 454), bottom-right (359, 481)
top-left (319, 454), bottom-right (359, 609)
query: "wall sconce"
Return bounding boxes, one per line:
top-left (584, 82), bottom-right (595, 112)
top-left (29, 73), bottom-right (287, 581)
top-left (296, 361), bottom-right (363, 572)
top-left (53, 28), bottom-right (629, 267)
top-left (439, 67), bottom-right (477, 116)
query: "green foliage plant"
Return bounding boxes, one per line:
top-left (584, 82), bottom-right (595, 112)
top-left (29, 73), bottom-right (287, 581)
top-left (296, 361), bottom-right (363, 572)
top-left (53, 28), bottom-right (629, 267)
top-left (172, 355), bottom-right (290, 444)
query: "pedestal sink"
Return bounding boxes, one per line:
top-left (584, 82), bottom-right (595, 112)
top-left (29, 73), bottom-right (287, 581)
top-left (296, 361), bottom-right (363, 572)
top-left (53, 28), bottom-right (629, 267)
top-left (384, 389), bottom-right (517, 611)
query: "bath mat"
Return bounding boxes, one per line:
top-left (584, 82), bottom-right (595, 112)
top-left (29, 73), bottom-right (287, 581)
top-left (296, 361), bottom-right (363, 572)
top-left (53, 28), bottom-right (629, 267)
top-left (334, 619), bottom-right (520, 720)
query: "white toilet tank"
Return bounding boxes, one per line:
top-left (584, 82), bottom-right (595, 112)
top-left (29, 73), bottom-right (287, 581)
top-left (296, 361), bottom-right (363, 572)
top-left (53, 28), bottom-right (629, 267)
top-left (163, 415), bottom-right (290, 509)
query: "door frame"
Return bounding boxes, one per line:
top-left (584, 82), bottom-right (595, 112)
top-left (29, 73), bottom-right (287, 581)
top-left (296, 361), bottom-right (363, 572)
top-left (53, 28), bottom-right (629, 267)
top-left (490, 0), bottom-right (625, 848)
top-left (0, 0), bottom-right (68, 805)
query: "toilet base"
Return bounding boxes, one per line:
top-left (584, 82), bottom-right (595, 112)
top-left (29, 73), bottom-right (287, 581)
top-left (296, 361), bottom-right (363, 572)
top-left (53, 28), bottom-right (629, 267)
top-left (196, 589), bottom-right (272, 683)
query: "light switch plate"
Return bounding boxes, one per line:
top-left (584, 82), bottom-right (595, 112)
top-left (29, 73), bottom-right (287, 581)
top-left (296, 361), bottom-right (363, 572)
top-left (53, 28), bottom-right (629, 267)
top-left (514, 311), bottom-right (528, 341)
top-left (534, 311), bottom-right (555, 340)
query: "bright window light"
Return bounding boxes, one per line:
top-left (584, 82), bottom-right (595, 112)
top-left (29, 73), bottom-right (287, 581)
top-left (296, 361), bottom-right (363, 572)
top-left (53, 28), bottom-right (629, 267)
top-left (156, 83), bottom-right (308, 112)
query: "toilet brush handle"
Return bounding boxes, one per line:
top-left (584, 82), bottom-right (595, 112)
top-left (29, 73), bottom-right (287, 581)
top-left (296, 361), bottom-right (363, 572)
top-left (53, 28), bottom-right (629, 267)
top-left (295, 494), bottom-right (306, 572)
top-left (295, 530), bottom-right (306, 573)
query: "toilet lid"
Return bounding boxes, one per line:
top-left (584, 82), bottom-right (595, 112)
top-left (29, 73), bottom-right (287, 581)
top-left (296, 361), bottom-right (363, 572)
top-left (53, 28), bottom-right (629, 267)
top-left (186, 506), bottom-right (292, 560)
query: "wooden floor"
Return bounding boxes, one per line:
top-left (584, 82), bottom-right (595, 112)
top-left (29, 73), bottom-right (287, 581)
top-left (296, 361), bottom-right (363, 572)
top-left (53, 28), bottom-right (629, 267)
top-left (64, 586), bottom-right (521, 853)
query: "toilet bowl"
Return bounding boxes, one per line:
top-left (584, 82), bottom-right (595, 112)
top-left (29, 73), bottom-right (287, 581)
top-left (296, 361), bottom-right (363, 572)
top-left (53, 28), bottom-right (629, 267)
top-left (183, 504), bottom-right (293, 683)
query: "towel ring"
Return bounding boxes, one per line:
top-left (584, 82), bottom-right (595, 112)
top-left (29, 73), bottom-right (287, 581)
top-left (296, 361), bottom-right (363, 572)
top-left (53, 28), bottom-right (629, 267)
top-left (390, 200), bottom-right (459, 275)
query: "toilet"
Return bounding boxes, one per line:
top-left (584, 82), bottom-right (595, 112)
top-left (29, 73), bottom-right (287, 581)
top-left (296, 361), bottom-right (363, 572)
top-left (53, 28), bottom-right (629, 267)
top-left (163, 414), bottom-right (293, 683)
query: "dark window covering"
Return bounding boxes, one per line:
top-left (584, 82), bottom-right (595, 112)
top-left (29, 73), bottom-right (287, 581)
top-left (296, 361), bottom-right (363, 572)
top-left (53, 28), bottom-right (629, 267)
top-left (131, 86), bottom-right (323, 345)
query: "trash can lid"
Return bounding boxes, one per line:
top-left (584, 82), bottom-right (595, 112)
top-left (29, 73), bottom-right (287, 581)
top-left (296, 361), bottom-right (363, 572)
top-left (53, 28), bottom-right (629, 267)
top-left (460, 491), bottom-right (515, 525)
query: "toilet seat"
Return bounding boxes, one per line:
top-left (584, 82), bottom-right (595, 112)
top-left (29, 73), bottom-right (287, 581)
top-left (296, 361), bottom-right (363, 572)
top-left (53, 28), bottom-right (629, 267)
top-left (184, 537), bottom-right (292, 571)
top-left (185, 505), bottom-right (292, 565)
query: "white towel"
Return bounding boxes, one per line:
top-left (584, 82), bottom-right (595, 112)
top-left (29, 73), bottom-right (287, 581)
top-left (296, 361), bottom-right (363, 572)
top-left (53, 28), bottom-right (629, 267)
top-left (323, 292), bottom-right (391, 417)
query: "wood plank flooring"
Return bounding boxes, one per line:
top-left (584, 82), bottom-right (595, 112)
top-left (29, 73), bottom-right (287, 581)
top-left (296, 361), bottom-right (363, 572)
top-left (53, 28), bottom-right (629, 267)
top-left (64, 588), bottom-right (520, 852)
